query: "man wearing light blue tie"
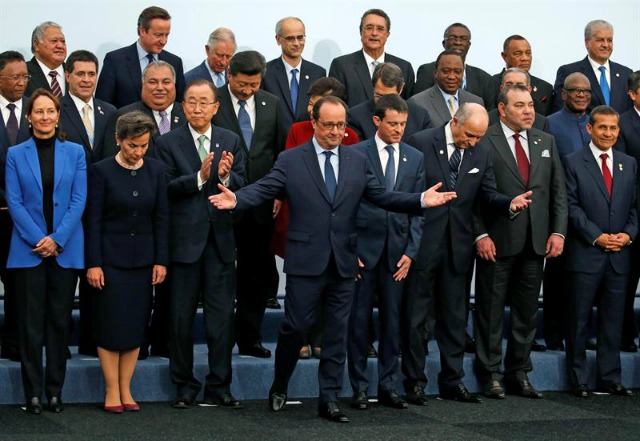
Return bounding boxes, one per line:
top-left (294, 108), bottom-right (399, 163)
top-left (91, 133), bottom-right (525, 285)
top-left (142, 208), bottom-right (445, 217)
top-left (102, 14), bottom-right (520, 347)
top-left (185, 28), bottom-right (236, 88)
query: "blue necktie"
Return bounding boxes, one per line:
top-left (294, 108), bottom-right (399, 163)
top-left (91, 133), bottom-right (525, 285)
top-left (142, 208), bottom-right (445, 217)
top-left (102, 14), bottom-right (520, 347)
top-left (599, 66), bottom-right (611, 106)
top-left (146, 53), bottom-right (155, 66)
top-left (237, 100), bottom-right (253, 149)
top-left (449, 146), bottom-right (462, 190)
top-left (323, 151), bottom-right (337, 202)
top-left (215, 72), bottom-right (225, 88)
top-left (384, 145), bottom-right (396, 190)
top-left (290, 68), bottom-right (299, 114)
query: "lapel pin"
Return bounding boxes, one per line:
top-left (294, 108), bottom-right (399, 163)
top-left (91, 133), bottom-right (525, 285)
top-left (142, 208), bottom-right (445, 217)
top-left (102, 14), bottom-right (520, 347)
top-left (533, 86), bottom-right (537, 92)
top-left (616, 73), bottom-right (620, 77)
top-left (305, 75), bottom-right (309, 80)
top-left (402, 155), bottom-right (407, 162)
top-left (261, 101), bottom-right (266, 106)
top-left (439, 150), bottom-right (444, 155)
top-left (534, 140), bottom-right (538, 145)
top-left (174, 116), bottom-right (179, 124)
top-left (97, 106), bottom-right (104, 115)
top-left (619, 163), bottom-right (624, 171)
top-left (215, 143), bottom-right (220, 148)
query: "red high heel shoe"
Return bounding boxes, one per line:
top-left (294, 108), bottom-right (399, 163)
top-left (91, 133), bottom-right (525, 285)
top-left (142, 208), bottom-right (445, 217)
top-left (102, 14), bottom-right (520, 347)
top-left (104, 404), bottom-right (124, 414)
top-left (123, 403), bottom-right (140, 412)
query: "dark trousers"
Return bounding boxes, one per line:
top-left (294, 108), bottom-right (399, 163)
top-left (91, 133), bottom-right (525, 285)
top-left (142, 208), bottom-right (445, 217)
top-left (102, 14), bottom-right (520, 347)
top-left (76, 276), bottom-right (96, 354)
top-left (348, 256), bottom-right (404, 394)
top-left (169, 231), bottom-right (236, 399)
top-left (272, 257), bottom-right (354, 403)
top-left (148, 279), bottom-right (170, 353)
top-left (542, 256), bottom-right (568, 346)
top-left (566, 264), bottom-right (626, 388)
top-left (14, 259), bottom-right (77, 400)
top-left (234, 216), bottom-right (275, 348)
top-left (474, 245), bottom-right (543, 382)
top-left (402, 236), bottom-right (467, 393)
top-left (0, 268), bottom-right (19, 358)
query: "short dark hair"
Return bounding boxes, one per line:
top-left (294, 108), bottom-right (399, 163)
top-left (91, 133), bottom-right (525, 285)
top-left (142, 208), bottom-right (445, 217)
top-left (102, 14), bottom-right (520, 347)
top-left (185, 79), bottom-right (218, 102)
top-left (435, 49), bottom-right (463, 70)
top-left (116, 110), bottom-right (157, 141)
top-left (307, 77), bottom-right (347, 101)
top-left (26, 88), bottom-right (66, 141)
top-left (371, 63), bottom-right (404, 91)
top-left (228, 50), bottom-right (266, 77)
top-left (500, 67), bottom-right (531, 86)
top-left (137, 6), bottom-right (171, 33)
top-left (443, 23), bottom-right (471, 39)
top-left (359, 9), bottom-right (390, 32)
top-left (628, 71), bottom-right (640, 93)
top-left (65, 50), bottom-right (99, 73)
top-left (497, 84), bottom-right (530, 106)
top-left (311, 96), bottom-right (348, 121)
top-left (502, 34), bottom-right (527, 52)
top-left (0, 51), bottom-right (25, 71)
top-left (589, 105), bottom-right (619, 126)
top-left (373, 94), bottom-right (408, 120)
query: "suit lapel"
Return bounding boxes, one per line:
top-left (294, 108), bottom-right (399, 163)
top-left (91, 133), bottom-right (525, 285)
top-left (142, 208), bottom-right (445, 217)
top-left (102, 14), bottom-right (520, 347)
top-left (353, 53), bottom-right (373, 101)
top-left (178, 127), bottom-right (202, 172)
top-left (527, 130), bottom-right (544, 182)
top-left (61, 96), bottom-right (91, 148)
top-left (396, 144), bottom-right (412, 189)
top-left (53, 140), bottom-right (67, 191)
top-left (489, 126), bottom-right (524, 184)
top-left (302, 142), bottom-right (332, 204)
top-left (365, 140), bottom-right (385, 186)
top-left (170, 104), bottom-right (184, 129)
top-left (432, 89), bottom-right (453, 126)
top-left (432, 129), bottom-right (452, 189)
top-left (583, 148), bottom-right (610, 201)
top-left (456, 147), bottom-right (474, 187)
top-left (335, 146), bottom-right (353, 202)
top-left (579, 57), bottom-right (605, 106)
top-left (216, 88), bottom-right (243, 145)
top-left (273, 61), bottom-right (294, 116)
top-left (126, 45), bottom-right (143, 101)
top-left (93, 99), bottom-right (109, 145)
top-left (24, 141), bottom-right (42, 191)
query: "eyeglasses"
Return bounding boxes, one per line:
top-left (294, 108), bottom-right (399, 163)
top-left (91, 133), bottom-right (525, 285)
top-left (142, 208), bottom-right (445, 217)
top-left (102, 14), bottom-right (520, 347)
top-left (280, 35), bottom-right (306, 43)
top-left (362, 25), bottom-right (387, 33)
top-left (184, 101), bottom-right (216, 109)
top-left (445, 35), bottom-right (470, 43)
top-left (0, 74), bottom-right (31, 82)
top-left (564, 88), bottom-right (592, 95)
top-left (317, 122), bottom-right (347, 130)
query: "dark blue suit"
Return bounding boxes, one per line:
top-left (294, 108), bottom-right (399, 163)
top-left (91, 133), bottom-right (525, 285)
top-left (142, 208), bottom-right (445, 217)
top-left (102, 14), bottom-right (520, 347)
top-left (347, 99), bottom-right (431, 142)
top-left (347, 138), bottom-right (424, 395)
top-left (262, 57), bottom-right (326, 131)
top-left (232, 140), bottom-right (422, 403)
top-left (552, 57), bottom-right (632, 113)
top-left (156, 124), bottom-right (246, 400)
top-left (184, 61), bottom-right (221, 85)
top-left (403, 125), bottom-right (511, 394)
top-left (564, 146), bottom-right (637, 388)
top-left (96, 43), bottom-right (186, 108)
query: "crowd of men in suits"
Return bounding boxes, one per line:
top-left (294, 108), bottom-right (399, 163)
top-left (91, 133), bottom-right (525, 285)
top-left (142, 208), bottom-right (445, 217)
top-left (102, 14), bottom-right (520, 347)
top-left (0, 5), bottom-right (639, 422)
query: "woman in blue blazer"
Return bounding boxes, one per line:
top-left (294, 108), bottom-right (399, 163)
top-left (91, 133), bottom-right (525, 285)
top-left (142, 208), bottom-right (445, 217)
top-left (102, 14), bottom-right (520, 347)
top-left (5, 89), bottom-right (87, 414)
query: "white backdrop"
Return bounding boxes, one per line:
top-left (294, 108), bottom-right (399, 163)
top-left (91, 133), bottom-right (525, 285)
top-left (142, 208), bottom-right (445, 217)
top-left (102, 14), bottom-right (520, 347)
top-left (1, 0), bottom-right (638, 85)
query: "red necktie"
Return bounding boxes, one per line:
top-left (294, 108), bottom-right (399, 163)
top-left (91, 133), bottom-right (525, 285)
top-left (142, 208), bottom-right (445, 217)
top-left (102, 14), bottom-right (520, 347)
top-left (513, 133), bottom-right (530, 185)
top-left (600, 153), bottom-right (612, 196)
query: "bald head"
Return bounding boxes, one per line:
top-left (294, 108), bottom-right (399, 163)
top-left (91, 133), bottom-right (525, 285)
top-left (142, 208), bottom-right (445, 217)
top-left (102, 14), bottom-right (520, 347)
top-left (450, 103), bottom-right (488, 149)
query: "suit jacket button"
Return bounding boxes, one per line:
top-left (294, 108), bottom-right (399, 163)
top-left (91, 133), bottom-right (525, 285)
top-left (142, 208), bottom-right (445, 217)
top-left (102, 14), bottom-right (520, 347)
top-left (132, 190), bottom-right (139, 197)
top-left (331, 212), bottom-right (336, 217)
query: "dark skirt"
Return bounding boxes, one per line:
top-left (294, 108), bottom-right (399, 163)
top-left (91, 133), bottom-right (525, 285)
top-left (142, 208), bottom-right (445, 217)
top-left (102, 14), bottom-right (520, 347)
top-left (93, 265), bottom-right (153, 351)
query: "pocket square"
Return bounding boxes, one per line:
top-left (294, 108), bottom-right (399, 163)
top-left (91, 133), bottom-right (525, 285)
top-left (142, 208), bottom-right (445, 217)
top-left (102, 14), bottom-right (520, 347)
top-left (468, 168), bottom-right (480, 174)
top-left (541, 149), bottom-right (550, 158)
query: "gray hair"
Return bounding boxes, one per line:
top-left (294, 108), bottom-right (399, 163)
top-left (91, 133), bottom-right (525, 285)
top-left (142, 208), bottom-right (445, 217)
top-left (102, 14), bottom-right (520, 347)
top-left (142, 60), bottom-right (176, 83)
top-left (584, 20), bottom-right (613, 40)
top-left (501, 67), bottom-right (531, 86)
top-left (116, 110), bottom-right (157, 141)
top-left (207, 27), bottom-right (237, 50)
top-left (31, 21), bottom-right (62, 53)
top-left (455, 102), bottom-right (488, 125)
top-left (275, 17), bottom-right (304, 36)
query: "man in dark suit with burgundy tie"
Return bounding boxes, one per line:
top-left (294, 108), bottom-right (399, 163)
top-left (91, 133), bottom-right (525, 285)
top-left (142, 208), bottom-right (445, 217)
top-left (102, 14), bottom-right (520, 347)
top-left (0, 51), bottom-right (31, 361)
top-left (96, 6), bottom-right (185, 108)
top-left (25, 22), bottom-right (67, 98)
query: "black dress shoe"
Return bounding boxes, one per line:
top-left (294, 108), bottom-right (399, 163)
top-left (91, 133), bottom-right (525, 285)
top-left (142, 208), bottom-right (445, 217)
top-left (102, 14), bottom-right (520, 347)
top-left (440, 384), bottom-right (483, 403)
top-left (531, 341), bottom-right (547, 352)
top-left (78, 346), bottom-right (98, 357)
top-left (172, 393), bottom-right (194, 409)
top-left (0, 347), bottom-right (20, 362)
top-left (484, 380), bottom-right (506, 399)
top-left (26, 397), bottom-right (42, 415)
top-left (138, 346), bottom-right (149, 360)
top-left (405, 386), bottom-right (429, 406)
top-left (464, 333), bottom-right (475, 354)
top-left (378, 390), bottom-right (408, 409)
top-left (204, 393), bottom-right (243, 409)
top-left (266, 297), bottom-right (281, 309)
top-left (546, 341), bottom-right (565, 351)
top-left (268, 387), bottom-right (287, 412)
top-left (350, 390), bottom-right (368, 410)
top-left (586, 337), bottom-right (597, 350)
top-left (238, 343), bottom-right (271, 358)
top-left (150, 345), bottom-right (171, 358)
top-left (47, 397), bottom-right (63, 413)
top-left (65, 347), bottom-right (72, 360)
top-left (318, 402), bottom-right (350, 423)
top-left (507, 379), bottom-right (543, 399)
top-left (572, 385), bottom-right (591, 398)
top-left (620, 341), bottom-right (638, 353)
top-left (597, 384), bottom-right (634, 397)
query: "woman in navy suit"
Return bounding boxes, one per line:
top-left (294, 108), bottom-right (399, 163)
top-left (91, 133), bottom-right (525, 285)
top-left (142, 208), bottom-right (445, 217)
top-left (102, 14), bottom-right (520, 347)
top-left (85, 111), bottom-right (168, 413)
top-left (5, 89), bottom-right (87, 414)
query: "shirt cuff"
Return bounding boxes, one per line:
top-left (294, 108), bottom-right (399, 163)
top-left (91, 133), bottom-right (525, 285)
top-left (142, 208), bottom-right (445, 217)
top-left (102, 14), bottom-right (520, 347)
top-left (197, 171), bottom-right (207, 190)
top-left (474, 233), bottom-right (489, 244)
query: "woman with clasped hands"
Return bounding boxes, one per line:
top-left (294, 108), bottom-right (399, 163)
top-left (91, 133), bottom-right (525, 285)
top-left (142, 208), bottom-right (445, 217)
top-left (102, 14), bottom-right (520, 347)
top-left (5, 89), bottom-right (87, 414)
top-left (85, 111), bottom-right (168, 413)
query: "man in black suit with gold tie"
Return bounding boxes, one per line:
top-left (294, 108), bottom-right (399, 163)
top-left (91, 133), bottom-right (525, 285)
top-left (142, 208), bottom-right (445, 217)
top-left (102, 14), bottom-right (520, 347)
top-left (25, 22), bottom-right (67, 98)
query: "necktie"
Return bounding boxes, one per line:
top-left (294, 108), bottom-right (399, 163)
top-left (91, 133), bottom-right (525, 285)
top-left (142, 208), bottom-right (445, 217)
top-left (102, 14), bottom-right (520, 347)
top-left (384, 145), bottom-right (396, 190)
top-left (6, 103), bottom-right (18, 146)
top-left (158, 110), bottom-right (170, 135)
top-left (447, 96), bottom-right (456, 117)
top-left (323, 150), bottom-right (337, 202)
top-left (215, 72), bottom-right (225, 88)
top-left (370, 61), bottom-right (379, 77)
top-left (49, 71), bottom-right (62, 97)
top-left (598, 66), bottom-right (611, 106)
top-left (146, 53), bottom-right (155, 66)
top-left (237, 100), bottom-right (253, 149)
top-left (197, 135), bottom-right (208, 161)
top-left (513, 133), bottom-right (530, 185)
top-left (600, 153), bottom-right (612, 196)
top-left (449, 146), bottom-right (462, 190)
top-left (290, 68), bottom-right (299, 114)
top-left (82, 104), bottom-right (94, 148)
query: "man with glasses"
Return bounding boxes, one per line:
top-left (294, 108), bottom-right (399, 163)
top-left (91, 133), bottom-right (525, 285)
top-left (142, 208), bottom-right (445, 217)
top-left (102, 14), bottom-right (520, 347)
top-left (185, 28), bottom-right (236, 88)
top-left (156, 79), bottom-right (246, 409)
top-left (552, 20), bottom-right (632, 114)
top-left (414, 23), bottom-right (495, 109)
top-left (329, 8), bottom-right (414, 106)
top-left (0, 51), bottom-right (32, 361)
top-left (263, 17), bottom-right (326, 132)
